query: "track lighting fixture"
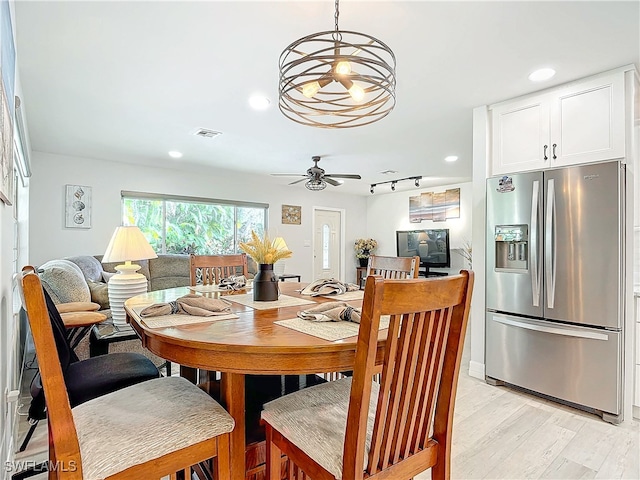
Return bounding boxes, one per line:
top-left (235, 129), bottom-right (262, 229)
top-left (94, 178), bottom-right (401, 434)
top-left (369, 175), bottom-right (422, 194)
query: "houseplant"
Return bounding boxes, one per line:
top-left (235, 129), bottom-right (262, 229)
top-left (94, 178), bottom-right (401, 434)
top-left (240, 231), bottom-right (292, 301)
top-left (354, 238), bottom-right (378, 267)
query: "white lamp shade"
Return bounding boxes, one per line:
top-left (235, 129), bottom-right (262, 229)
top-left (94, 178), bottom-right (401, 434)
top-left (102, 226), bottom-right (158, 264)
top-left (272, 237), bottom-right (289, 251)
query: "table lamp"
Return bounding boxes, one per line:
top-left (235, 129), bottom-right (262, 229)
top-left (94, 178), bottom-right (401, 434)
top-left (102, 226), bottom-right (158, 327)
top-left (272, 236), bottom-right (288, 278)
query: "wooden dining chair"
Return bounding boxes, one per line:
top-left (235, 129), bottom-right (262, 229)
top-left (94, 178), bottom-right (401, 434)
top-left (190, 253), bottom-right (249, 285)
top-left (185, 253), bottom-right (250, 385)
top-left (366, 255), bottom-right (420, 279)
top-left (262, 270), bottom-right (474, 480)
top-left (19, 266), bottom-right (234, 480)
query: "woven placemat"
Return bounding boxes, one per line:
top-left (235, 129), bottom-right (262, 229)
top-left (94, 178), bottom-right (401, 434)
top-left (275, 315), bottom-right (390, 342)
top-left (318, 290), bottom-right (364, 301)
top-left (225, 294), bottom-right (316, 310)
top-left (132, 306), bottom-right (238, 329)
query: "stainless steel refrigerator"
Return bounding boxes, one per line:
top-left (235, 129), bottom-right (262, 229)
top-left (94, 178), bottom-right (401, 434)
top-left (485, 160), bottom-right (625, 424)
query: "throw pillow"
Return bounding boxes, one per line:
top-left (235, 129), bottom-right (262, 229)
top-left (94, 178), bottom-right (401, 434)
top-left (102, 271), bottom-right (116, 283)
top-left (39, 259), bottom-right (91, 304)
top-left (87, 281), bottom-right (110, 310)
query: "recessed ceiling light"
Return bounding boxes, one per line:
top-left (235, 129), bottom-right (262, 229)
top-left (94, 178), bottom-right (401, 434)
top-left (445, 155), bottom-right (458, 162)
top-left (528, 68), bottom-right (556, 82)
top-left (379, 170), bottom-right (398, 175)
top-left (168, 151), bottom-right (183, 159)
top-left (249, 95), bottom-right (271, 110)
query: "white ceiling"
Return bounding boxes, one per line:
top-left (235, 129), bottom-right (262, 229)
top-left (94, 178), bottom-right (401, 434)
top-left (14, 1), bottom-right (640, 196)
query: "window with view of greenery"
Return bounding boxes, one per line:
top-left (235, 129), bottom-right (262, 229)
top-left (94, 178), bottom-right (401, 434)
top-left (122, 193), bottom-right (268, 255)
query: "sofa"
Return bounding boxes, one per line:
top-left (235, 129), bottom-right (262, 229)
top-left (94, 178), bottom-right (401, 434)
top-left (40, 254), bottom-right (192, 316)
top-left (38, 254), bottom-right (193, 364)
top-left (38, 254), bottom-right (257, 363)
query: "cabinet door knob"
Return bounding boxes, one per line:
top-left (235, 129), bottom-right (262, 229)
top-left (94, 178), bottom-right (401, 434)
top-left (552, 143), bottom-right (557, 159)
top-left (543, 144), bottom-right (548, 160)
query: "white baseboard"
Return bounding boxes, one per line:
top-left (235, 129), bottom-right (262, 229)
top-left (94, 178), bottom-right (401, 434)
top-left (468, 360), bottom-right (485, 380)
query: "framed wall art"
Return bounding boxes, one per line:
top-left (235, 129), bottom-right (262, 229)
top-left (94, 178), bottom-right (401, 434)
top-left (445, 188), bottom-right (461, 219)
top-left (281, 204), bottom-right (301, 225)
top-left (0, 0), bottom-right (15, 206)
top-left (65, 185), bottom-right (92, 228)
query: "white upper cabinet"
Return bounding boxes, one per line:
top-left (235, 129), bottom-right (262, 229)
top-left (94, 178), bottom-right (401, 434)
top-left (491, 94), bottom-right (552, 174)
top-left (491, 70), bottom-right (626, 175)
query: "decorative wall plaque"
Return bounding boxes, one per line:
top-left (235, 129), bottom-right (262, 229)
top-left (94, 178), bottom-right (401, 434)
top-left (281, 204), bottom-right (301, 225)
top-left (65, 184), bottom-right (92, 228)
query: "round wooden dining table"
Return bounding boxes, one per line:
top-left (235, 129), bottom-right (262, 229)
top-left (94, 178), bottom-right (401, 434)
top-left (125, 283), bottom-right (386, 480)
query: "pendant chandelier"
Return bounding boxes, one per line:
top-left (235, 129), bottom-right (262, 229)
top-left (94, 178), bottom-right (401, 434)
top-left (278, 0), bottom-right (396, 129)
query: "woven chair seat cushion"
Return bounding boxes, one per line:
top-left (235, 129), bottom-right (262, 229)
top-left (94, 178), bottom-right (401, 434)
top-left (261, 377), bottom-right (379, 479)
top-left (72, 376), bottom-right (234, 480)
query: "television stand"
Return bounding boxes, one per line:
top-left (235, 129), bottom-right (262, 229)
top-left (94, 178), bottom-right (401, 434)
top-left (421, 266), bottom-right (448, 278)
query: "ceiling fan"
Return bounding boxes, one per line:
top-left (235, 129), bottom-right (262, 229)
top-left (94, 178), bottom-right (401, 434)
top-left (270, 156), bottom-right (361, 191)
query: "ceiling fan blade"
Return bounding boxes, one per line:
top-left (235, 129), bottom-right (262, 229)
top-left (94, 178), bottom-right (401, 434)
top-left (325, 177), bottom-right (342, 187)
top-left (271, 173), bottom-right (307, 177)
top-left (288, 178), bottom-right (308, 185)
top-left (324, 174), bottom-right (362, 179)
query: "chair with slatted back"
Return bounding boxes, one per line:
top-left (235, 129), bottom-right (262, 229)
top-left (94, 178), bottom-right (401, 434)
top-left (19, 265), bottom-right (234, 480)
top-left (185, 253), bottom-right (251, 384)
top-left (262, 270), bottom-right (474, 480)
top-left (190, 253), bottom-right (249, 286)
top-left (366, 255), bottom-right (420, 279)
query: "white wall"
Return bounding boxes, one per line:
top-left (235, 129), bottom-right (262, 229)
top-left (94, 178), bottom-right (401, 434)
top-left (29, 152), bottom-right (368, 284)
top-left (1, 2), bottom-right (31, 471)
top-left (365, 181), bottom-right (472, 275)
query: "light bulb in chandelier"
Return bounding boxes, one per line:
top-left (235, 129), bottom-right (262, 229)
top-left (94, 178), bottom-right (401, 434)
top-left (302, 81), bottom-right (321, 99)
top-left (339, 78), bottom-right (365, 102)
top-left (335, 60), bottom-right (352, 75)
top-left (301, 76), bottom-right (332, 99)
top-left (348, 83), bottom-right (365, 102)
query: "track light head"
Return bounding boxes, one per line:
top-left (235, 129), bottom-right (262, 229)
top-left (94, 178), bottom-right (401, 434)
top-left (415, 178), bottom-right (420, 187)
top-left (370, 185), bottom-right (375, 194)
top-left (391, 182), bottom-right (396, 191)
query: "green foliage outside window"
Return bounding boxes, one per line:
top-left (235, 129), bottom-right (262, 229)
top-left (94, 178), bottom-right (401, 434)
top-left (123, 197), bottom-right (266, 255)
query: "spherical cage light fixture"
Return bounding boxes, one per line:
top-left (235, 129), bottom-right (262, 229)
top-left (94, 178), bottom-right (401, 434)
top-left (278, 1), bottom-right (396, 129)
top-left (305, 179), bottom-right (327, 191)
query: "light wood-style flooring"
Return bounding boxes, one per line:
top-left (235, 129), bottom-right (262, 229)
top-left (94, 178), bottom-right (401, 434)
top-left (14, 358), bottom-right (639, 480)
top-left (416, 371), bottom-right (639, 479)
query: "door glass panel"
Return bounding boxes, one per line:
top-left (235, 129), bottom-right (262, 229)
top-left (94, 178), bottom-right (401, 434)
top-left (322, 224), bottom-right (330, 269)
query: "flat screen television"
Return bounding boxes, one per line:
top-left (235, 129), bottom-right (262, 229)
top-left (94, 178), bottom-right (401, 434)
top-left (396, 229), bottom-right (451, 273)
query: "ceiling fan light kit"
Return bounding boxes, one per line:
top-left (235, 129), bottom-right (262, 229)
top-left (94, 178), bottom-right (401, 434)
top-left (278, 0), bottom-right (396, 129)
top-left (305, 179), bottom-right (327, 191)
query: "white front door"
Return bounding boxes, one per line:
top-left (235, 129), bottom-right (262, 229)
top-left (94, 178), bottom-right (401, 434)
top-left (313, 209), bottom-right (341, 280)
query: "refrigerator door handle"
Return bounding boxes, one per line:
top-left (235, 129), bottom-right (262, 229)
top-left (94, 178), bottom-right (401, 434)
top-left (545, 178), bottom-right (556, 309)
top-left (530, 180), bottom-right (541, 307)
top-left (492, 315), bottom-right (610, 341)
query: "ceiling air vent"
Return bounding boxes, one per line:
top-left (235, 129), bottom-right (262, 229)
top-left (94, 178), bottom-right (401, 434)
top-left (193, 128), bottom-right (222, 139)
top-left (379, 169), bottom-right (398, 175)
